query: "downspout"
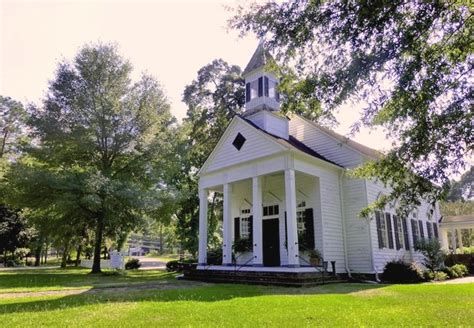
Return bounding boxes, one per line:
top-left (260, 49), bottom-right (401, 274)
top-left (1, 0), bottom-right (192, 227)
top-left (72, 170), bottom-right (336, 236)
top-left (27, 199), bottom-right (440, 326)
top-left (364, 179), bottom-right (380, 282)
top-left (338, 170), bottom-right (352, 279)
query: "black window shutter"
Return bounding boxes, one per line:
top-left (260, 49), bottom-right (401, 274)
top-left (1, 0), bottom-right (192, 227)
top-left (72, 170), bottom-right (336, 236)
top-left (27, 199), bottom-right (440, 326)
top-left (234, 217), bottom-right (240, 240)
top-left (411, 219), bottom-right (418, 245)
top-left (433, 223), bottom-right (439, 239)
top-left (375, 211), bottom-right (384, 249)
top-left (426, 222), bottom-right (433, 240)
top-left (402, 218), bottom-right (410, 250)
top-left (386, 213), bottom-right (394, 249)
top-left (393, 216), bottom-right (401, 250)
top-left (284, 211), bottom-right (288, 246)
top-left (248, 215), bottom-right (253, 242)
top-left (258, 77), bottom-right (263, 97)
top-left (304, 208), bottom-right (315, 250)
top-left (418, 220), bottom-right (425, 239)
top-left (245, 83), bottom-right (250, 102)
top-left (264, 76), bottom-right (269, 97)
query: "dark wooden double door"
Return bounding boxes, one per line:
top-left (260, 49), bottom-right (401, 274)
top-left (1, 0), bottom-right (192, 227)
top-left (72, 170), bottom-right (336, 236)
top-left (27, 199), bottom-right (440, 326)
top-left (262, 218), bottom-right (280, 266)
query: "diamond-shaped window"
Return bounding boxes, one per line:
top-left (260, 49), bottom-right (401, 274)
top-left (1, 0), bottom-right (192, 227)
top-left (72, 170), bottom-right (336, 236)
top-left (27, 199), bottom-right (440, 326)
top-left (232, 133), bottom-right (246, 151)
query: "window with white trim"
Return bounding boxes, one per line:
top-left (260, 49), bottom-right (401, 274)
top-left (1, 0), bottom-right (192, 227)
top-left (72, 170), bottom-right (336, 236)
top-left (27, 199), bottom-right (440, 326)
top-left (240, 208), bottom-right (251, 238)
top-left (376, 211), bottom-right (388, 248)
top-left (263, 204), bottom-right (279, 217)
top-left (395, 216), bottom-right (405, 250)
top-left (296, 201), bottom-right (307, 234)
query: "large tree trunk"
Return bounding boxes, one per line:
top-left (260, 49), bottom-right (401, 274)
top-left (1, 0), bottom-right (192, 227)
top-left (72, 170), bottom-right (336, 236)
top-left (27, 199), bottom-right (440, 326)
top-left (3, 250), bottom-right (7, 267)
top-left (60, 240), bottom-right (70, 269)
top-left (34, 237), bottom-right (43, 267)
top-left (91, 214), bottom-right (104, 273)
top-left (75, 243), bottom-right (82, 267)
top-left (159, 223), bottom-right (164, 254)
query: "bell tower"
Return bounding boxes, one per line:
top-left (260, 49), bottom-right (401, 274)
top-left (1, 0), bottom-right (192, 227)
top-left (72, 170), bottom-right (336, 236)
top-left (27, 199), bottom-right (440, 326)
top-left (242, 42), bottom-right (280, 115)
top-left (242, 43), bottom-right (288, 140)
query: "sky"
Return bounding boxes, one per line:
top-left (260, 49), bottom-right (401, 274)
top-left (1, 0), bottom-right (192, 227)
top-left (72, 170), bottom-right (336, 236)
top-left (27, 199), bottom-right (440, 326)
top-left (0, 0), bottom-right (403, 153)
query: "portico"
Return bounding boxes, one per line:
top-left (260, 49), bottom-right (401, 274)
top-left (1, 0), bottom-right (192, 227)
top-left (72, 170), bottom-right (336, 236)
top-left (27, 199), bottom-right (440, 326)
top-left (439, 215), bottom-right (474, 252)
top-left (198, 167), bottom-right (308, 268)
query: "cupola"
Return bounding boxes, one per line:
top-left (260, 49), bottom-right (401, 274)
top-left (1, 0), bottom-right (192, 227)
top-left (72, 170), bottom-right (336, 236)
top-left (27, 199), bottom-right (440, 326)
top-left (242, 43), bottom-right (288, 140)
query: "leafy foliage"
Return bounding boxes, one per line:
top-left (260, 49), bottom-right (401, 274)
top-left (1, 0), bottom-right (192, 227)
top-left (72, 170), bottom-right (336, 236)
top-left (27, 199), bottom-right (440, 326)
top-left (125, 258), bottom-right (141, 270)
top-left (172, 59), bottom-right (245, 254)
top-left (415, 238), bottom-right (445, 272)
top-left (442, 263), bottom-right (469, 278)
top-left (446, 166), bottom-right (473, 201)
top-left (230, 0), bottom-right (473, 215)
top-left (381, 260), bottom-right (423, 283)
top-left (3, 43), bottom-right (175, 272)
top-left (0, 205), bottom-right (30, 266)
top-left (233, 238), bottom-right (252, 253)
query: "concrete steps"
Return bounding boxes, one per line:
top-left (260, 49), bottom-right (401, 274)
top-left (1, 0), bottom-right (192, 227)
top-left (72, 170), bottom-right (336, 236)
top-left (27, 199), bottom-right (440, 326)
top-left (181, 269), bottom-right (346, 287)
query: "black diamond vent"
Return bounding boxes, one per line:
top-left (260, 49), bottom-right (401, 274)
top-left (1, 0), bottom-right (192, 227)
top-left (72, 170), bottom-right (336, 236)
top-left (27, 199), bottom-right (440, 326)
top-left (232, 133), bottom-right (246, 151)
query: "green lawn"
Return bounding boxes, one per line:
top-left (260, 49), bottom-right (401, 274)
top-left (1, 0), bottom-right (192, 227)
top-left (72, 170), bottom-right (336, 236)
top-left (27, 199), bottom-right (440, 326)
top-left (0, 267), bottom-right (175, 292)
top-left (0, 268), bottom-right (473, 327)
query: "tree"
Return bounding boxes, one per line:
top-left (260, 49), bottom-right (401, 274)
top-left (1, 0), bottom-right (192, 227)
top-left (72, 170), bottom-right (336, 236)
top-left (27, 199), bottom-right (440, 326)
top-left (7, 43), bottom-right (175, 273)
top-left (230, 1), bottom-right (473, 215)
top-left (0, 96), bottom-right (27, 159)
top-left (173, 59), bottom-right (245, 254)
top-left (0, 205), bottom-right (29, 266)
top-left (446, 166), bottom-right (473, 201)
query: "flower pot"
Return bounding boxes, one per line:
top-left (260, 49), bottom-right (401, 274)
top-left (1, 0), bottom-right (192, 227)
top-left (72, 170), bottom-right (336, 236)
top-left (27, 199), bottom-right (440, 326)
top-left (310, 257), bottom-right (321, 266)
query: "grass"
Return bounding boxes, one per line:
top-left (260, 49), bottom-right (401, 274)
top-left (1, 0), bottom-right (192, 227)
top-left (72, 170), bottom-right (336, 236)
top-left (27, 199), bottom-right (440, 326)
top-left (0, 268), bottom-right (473, 327)
top-left (0, 267), bottom-right (175, 292)
top-left (145, 252), bottom-right (180, 262)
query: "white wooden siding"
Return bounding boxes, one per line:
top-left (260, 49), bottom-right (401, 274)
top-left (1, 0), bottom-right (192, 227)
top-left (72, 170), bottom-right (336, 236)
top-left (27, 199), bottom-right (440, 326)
top-left (203, 118), bottom-right (285, 174)
top-left (343, 177), bottom-right (373, 273)
top-left (289, 116), bottom-right (363, 168)
top-left (366, 180), bottom-right (440, 272)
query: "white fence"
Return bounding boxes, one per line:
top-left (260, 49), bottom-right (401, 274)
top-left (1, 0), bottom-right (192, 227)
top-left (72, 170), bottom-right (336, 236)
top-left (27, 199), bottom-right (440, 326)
top-left (79, 251), bottom-right (125, 270)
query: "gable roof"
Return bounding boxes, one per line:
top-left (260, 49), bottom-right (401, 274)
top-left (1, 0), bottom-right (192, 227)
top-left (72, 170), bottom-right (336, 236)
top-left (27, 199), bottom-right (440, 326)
top-left (239, 115), bottom-right (341, 167)
top-left (242, 43), bottom-right (274, 76)
top-left (295, 115), bottom-right (382, 159)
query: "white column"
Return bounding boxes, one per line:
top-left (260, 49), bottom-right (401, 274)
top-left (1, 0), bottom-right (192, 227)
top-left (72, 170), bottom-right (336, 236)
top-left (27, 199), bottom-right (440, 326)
top-left (457, 228), bottom-right (464, 249)
top-left (285, 169), bottom-right (300, 267)
top-left (440, 228), bottom-right (449, 250)
top-left (198, 188), bottom-right (208, 265)
top-left (252, 176), bottom-right (263, 266)
top-left (222, 183), bottom-right (233, 265)
top-left (450, 228), bottom-right (456, 252)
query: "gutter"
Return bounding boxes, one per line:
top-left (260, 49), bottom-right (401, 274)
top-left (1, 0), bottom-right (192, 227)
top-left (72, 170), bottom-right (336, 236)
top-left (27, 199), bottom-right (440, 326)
top-left (364, 179), bottom-right (380, 282)
top-left (338, 170), bottom-right (352, 279)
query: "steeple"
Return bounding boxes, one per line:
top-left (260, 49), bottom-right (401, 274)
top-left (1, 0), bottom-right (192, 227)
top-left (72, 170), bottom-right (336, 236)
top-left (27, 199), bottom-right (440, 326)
top-left (242, 43), bottom-right (288, 140)
top-left (243, 43), bottom-right (280, 115)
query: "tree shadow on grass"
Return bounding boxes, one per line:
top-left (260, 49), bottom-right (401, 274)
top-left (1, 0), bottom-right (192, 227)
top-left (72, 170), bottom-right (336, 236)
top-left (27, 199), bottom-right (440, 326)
top-left (0, 268), bottom-right (174, 291)
top-left (0, 282), bottom-right (386, 315)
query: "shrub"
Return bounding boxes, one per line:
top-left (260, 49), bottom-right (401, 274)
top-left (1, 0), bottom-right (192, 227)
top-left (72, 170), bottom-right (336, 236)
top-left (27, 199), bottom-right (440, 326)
top-left (415, 239), bottom-right (445, 272)
top-left (423, 270), bottom-right (434, 281)
top-left (233, 238), bottom-right (252, 253)
top-left (166, 259), bottom-right (196, 272)
top-left (445, 253), bottom-right (474, 274)
top-left (381, 260), bottom-right (423, 283)
top-left (125, 258), bottom-right (141, 270)
top-left (450, 264), bottom-right (469, 277)
top-left (433, 271), bottom-right (448, 281)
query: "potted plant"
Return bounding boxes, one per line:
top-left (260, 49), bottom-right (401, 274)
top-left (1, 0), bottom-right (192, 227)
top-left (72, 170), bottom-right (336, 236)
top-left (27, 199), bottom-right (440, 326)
top-left (308, 249), bottom-right (322, 266)
top-left (233, 238), bottom-right (252, 253)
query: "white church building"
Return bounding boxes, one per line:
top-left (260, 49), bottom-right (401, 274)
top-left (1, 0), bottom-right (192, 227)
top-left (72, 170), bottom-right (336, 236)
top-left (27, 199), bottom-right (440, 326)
top-left (194, 44), bottom-right (441, 280)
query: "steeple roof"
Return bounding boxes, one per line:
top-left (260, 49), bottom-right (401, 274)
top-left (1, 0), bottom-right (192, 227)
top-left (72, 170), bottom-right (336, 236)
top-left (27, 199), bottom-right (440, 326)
top-left (242, 42), bottom-right (274, 76)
